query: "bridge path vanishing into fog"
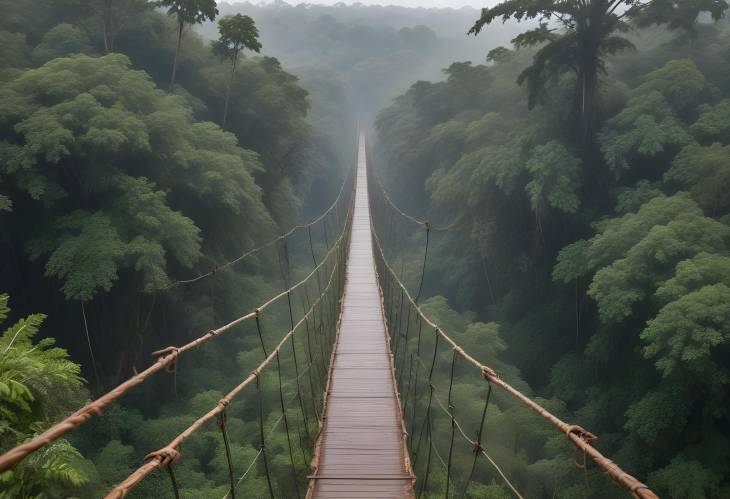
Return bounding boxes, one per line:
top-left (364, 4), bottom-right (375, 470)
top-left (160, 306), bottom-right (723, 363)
top-left (308, 136), bottom-right (415, 498)
top-left (0, 133), bottom-right (660, 499)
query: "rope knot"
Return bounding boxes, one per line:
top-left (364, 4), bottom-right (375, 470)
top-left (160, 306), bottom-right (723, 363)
top-left (424, 221), bottom-right (431, 231)
top-left (565, 424), bottom-right (597, 443)
top-left (481, 366), bottom-right (497, 380)
top-left (145, 446), bottom-right (181, 466)
top-left (152, 346), bottom-right (180, 373)
top-left (88, 405), bottom-right (104, 417)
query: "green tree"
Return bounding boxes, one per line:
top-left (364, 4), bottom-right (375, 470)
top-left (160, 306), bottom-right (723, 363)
top-left (665, 143), bottom-right (730, 215)
top-left (31, 23), bottom-right (93, 65)
top-left (469, 0), bottom-right (728, 137)
top-left (599, 59), bottom-right (708, 175)
top-left (213, 14), bottom-right (262, 130)
top-left (0, 294), bottom-right (90, 498)
top-left (0, 54), bottom-right (276, 299)
top-left (158, 0), bottom-right (218, 90)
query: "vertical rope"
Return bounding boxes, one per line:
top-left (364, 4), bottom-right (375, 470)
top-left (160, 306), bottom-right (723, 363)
top-left (302, 297), bottom-right (323, 415)
top-left (414, 223), bottom-right (430, 304)
top-left (397, 305), bottom-right (412, 378)
top-left (80, 302), bottom-right (102, 391)
top-left (166, 463), bottom-right (181, 499)
top-left (218, 408), bottom-right (236, 499)
top-left (256, 374), bottom-right (275, 499)
top-left (417, 413), bottom-right (434, 499)
top-left (255, 309), bottom-right (268, 358)
top-left (308, 225), bottom-right (323, 296)
top-left (409, 317), bottom-right (423, 450)
top-left (413, 333), bottom-right (440, 469)
top-left (445, 350), bottom-right (458, 498)
top-left (460, 383), bottom-right (492, 499)
top-left (275, 351), bottom-right (301, 498)
top-left (288, 291), bottom-right (312, 449)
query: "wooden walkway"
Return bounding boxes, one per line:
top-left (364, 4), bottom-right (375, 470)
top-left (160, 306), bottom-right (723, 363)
top-left (308, 136), bottom-right (414, 498)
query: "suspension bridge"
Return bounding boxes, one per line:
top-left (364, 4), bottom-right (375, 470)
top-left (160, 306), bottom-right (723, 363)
top-left (0, 134), bottom-right (659, 498)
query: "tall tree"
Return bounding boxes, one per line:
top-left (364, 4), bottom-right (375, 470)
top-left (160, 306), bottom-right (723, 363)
top-left (158, 0), bottom-right (218, 91)
top-left (213, 13), bottom-right (262, 130)
top-left (469, 0), bottom-right (728, 138)
top-left (96, 0), bottom-right (149, 53)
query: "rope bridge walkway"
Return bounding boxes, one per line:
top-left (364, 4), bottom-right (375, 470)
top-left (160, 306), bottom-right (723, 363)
top-left (0, 133), bottom-right (659, 498)
top-left (307, 137), bottom-right (415, 498)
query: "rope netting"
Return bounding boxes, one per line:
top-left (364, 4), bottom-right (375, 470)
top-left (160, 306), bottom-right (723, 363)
top-left (0, 163), bottom-right (357, 495)
top-left (106, 231), bottom-right (350, 497)
top-left (367, 147), bottom-right (659, 499)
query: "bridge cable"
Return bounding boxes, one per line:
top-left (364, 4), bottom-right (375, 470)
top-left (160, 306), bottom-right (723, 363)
top-left (105, 234), bottom-right (348, 497)
top-left (167, 164), bottom-right (352, 288)
top-left (0, 167), bottom-right (356, 475)
top-left (369, 199), bottom-right (659, 499)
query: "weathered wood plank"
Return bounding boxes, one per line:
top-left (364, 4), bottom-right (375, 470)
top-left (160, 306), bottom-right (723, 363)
top-left (309, 136), bottom-right (414, 498)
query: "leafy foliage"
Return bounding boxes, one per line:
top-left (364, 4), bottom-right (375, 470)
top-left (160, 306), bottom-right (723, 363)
top-left (469, 0), bottom-right (727, 135)
top-left (524, 140), bottom-right (581, 215)
top-left (0, 294), bottom-right (89, 497)
top-left (376, 16), bottom-right (730, 497)
top-left (0, 54), bottom-right (283, 299)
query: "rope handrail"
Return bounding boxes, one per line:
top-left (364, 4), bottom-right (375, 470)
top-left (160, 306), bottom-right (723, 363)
top-left (413, 355), bottom-right (524, 498)
top-left (223, 360), bottom-right (314, 499)
top-left (168, 163), bottom-right (354, 287)
top-left (0, 180), bottom-right (356, 474)
top-left (369, 217), bottom-right (659, 499)
top-left (369, 160), bottom-right (461, 232)
top-left (106, 247), bottom-right (344, 498)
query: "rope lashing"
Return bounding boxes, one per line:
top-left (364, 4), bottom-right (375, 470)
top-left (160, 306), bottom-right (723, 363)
top-left (369, 199), bottom-right (658, 499)
top-left (0, 188), bottom-right (356, 475)
top-left (101, 214), bottom-right (347, 496)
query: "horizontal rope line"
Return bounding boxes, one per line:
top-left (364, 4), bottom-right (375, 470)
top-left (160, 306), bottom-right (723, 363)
top-left (369, 209), bottom-right (658, 499)
top-left (370, 162), bottom-right (460, 232)
top-left (413, 356), bottom-right (523, 498)
top-left (0, 178), bottom-right (355, 476)
top-left (168, 164), bottom-right (354, 287)
top-left (106, 248), bottom-right (345, 497)
top-left (223, 361), bottom-right (316, 499)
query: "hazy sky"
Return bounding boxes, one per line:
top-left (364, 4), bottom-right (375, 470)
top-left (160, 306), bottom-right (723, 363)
top-left (225, 0), bottom-right (489, 9)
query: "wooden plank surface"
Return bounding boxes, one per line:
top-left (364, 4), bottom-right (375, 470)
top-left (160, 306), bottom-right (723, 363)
top-left (309, 136), bottom-right (414, 498)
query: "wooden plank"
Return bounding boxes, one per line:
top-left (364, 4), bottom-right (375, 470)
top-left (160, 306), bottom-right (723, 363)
top-left (309, 136), bottom-right (414, 498)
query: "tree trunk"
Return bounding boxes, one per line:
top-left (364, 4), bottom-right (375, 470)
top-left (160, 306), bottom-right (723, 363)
top-left (577, 57), bottom-right (600, 143)
top-left (102, 0), bottom-right (113, 53)
top-left (222, 48), bottom-right (239, 130)
top-left (170, 20), bottom-right (184, 91)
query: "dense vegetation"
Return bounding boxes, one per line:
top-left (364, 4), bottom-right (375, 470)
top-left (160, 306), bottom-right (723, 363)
top-left (2, 0), bottom-right (729, 496)
top-left (0, 0), bottom-right (354, 496)
top-left (199, 1), bottom-right (523, 122)
top-left (374, 7), bottom-right (730, 498)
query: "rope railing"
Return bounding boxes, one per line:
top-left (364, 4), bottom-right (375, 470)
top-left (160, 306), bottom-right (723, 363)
top-left (368, 159), bottom-right (462, 233)
top-left (106, 239), bottom-right (349, 497)
top-left (167, 162), bottom-right (354, 288)
top-left (0, 165), bottom-right (357, 475)
top-left (369, 194), bottom-right (659, 498)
